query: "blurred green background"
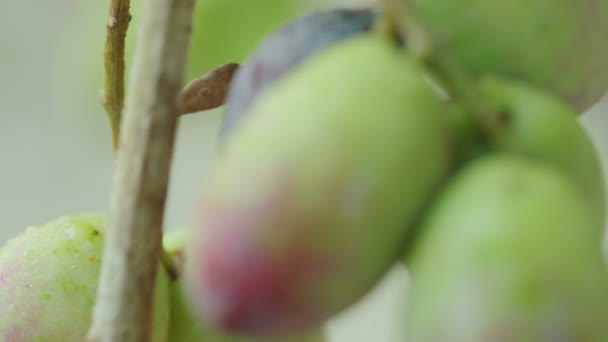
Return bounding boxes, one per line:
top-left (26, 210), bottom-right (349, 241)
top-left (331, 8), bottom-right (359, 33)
top-left (0, 0), bottom-right (606, 341)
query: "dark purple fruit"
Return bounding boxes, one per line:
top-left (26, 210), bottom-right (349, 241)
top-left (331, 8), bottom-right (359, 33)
top-left (220, 8), bottom-right (376, 141)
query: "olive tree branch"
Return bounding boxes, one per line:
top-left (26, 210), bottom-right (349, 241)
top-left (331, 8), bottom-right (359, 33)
top-left (87, 0), bottom-right (195, 340)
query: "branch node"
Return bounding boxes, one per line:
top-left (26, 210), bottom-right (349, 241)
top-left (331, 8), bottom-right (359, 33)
top-left (107, 16), bottom-right (118, 28)
top-left (178, 63), bottom-right (240, 115)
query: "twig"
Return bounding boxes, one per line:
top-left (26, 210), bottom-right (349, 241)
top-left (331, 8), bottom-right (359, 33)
top-left (87, 0), bottom-right (195, 340)
top-left (102, 0), bottom-right (132, 152)
top-left (178, 63), bottom-right (240, 115)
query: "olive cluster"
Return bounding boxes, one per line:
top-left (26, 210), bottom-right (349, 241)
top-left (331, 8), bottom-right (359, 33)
top-left (184, 4), bottom-right (608, 341)
top-left (1, 3), bottom-right (607, 341)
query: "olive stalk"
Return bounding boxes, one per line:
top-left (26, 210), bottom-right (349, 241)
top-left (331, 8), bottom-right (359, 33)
top-left (377, 0), bottom-right (431, 58)
top-left (101, 0), bottom-right (131, 153)
top-left (87, 0), bottom-right (195, 340)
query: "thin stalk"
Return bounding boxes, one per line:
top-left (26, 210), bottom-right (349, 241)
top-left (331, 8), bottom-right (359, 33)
top-left (378, 0), bottom-right (432, 58)
top-left (102, 0), bottom-right (131, 152)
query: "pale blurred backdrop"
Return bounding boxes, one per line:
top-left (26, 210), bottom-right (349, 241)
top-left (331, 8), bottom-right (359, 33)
top-left (0, 0), bottom-right (606, 341)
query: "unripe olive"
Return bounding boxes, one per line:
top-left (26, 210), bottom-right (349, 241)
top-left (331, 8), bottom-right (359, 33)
top-left (0, 214), bottom-right (170, 342)
top-left (186, 34), bottom-right (452, 336)
top-left (475, 76), bottom-right (606, 228)
top-left (406, 155), bottom-right (608, 341)
top-left (410, 0), bottom-right (608, 111)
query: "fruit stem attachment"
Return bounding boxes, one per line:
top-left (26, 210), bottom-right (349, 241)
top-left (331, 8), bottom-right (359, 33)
top-left (87, 0), bottom-right (195, 340)
top-left (160, 249), bottom-right (179, 281)
top-left (102, 0), bottom-right (132, 153)
top-left (424, 53), bottom-right (493, 163)
top-left (377, 0), bottom-right (432, 58)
